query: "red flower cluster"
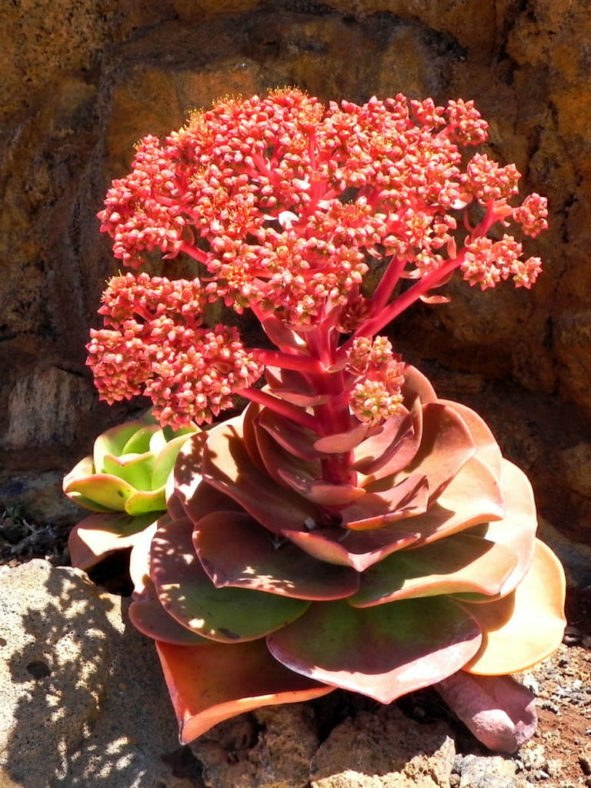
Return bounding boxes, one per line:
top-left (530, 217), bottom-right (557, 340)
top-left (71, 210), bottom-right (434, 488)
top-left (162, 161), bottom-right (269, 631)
top-left (88, 273), bottom-right (261, 427)
top-left (91, 89), bottom-right (548, 427)
top-left (347, 337), bottom-right (405, 424)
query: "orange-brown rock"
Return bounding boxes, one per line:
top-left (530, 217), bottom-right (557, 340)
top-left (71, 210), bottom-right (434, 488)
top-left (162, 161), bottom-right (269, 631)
top-left (1, 1), bottom-right (590, 541)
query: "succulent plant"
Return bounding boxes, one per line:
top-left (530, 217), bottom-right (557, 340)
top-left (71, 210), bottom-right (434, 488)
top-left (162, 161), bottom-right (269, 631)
top-left (64, 412), bottom-right (197, 571)
top-left (129, 367), bottom-right (565, 751)
top-left (82, 89), bottom-right (566, 752)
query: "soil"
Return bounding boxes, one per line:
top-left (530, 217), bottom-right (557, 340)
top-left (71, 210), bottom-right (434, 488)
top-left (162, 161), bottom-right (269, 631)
top-left (1, 505), bottom-right (590, 788)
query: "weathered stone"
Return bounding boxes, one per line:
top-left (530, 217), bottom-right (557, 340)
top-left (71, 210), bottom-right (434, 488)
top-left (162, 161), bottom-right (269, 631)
top-left (0, 470), bottom-right (78, 525)
top-left (453, 753), bottom-right (528, 788)
top-left (0, 560), bottom-right (196, 787)
top-left (538, 518), bottom-right (591, 590)
top-left (1, 366), bottom-right (97, 450)
top-left (192, 704), bottom-right (318, 788)
top-left (311, 705), bottom-right (456, 787)
top-left (559, 442), bottom-right (591, 498)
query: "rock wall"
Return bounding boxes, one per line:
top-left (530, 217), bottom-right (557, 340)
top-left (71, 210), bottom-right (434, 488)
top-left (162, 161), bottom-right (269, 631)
top-left (1, 0), bottom-right (590, 542)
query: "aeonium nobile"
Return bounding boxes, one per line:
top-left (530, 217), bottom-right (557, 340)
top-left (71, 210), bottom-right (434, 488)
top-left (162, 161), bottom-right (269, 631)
top-left (78, 89), bottom-right (565, 753)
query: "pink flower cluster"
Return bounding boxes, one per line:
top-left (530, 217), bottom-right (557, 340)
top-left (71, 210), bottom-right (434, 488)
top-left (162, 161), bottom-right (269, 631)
top-left (347, 337), bottom-right (405, 424)
top-left (87, 273), bottom-right (261, 426)
top-left (90, 89), bottom-right (548, 427)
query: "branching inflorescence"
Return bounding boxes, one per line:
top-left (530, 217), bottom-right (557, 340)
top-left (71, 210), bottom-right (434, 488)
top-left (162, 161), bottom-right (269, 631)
top-left (74, 90), bottom-right (564, 755)
top-left (89, 90), bottom-right (546, 432)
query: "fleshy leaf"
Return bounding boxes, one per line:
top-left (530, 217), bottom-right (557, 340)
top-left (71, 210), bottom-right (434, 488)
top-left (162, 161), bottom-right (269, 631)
top-left (129, 521), bottom-right (158, 593)
top-left (68, 511), bottom-right (157, 570)
top-left (129, 579), bottom-right (210, 645)
top-left (64, 473), bottom-right (138, 511)
top-left (120, 424), bottom-right (160, 455)
top-left (440, 399), bottom-right (503, 481)
top-left (436, 672), bottom-right (537, 753)
top-left (349, 534), bottom-right (518, 607)
top-left (124, 487), bottom-right (167, 516)
top-left (63, 457), bottom-right (113, 512)
top-left (173, 431), bottom-right (210, 512)
top-left (254, 416), bottom-right (321, 488)
top-left (93, 419), bottom-right (147, 471)
top-left (260, 317), bottom-right (306, 350)
top-left (156, 639), bottom-right (333, 744)
top-left (151, 431), bottom-right (198, 490)
top-left (401, 365), bottom-right (438, 405)
top-left (283, 527), bottom-right (420, 571)
top-left (63, 455), bottom-right (95, 486)
top-left (461, 539), bottom-right (566, 675)
top-left (277, 470), bottom-right (367, 506)
top-left (258, 407), bottom-right (321, 462)
top-left (182, 479), bottom-right (243, 526)
top-left (314, 422), bottom-right (372, 454)
top-left (267, 597), bottom-right (481, 703)
top-left (202, 416), bottom-right (319, 533)
top-left (475, 459), bottom-right (538, 598)
top-left (403, 456), bottom-right (505, 546)
top-left (102, 452), bottom-right (154, 490)
top-left (393, 402), bottom-right (476, 499)
top-left (353, 403), bottom-right (420, 478)
top-left (342, 473), bottom-right (428, 530)
top-left (194, 511), bottom-right (360, 600)
top-left (151, 515), bottom-right (310, 642)
top-left (265, 367), bottom-right (330, 406)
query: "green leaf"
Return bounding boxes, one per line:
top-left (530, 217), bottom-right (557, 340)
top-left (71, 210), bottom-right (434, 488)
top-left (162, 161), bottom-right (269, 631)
top-left (124, 487), bottom-right (167, 516)
top-left (63, 455), bottom-right (96, 487)
top-left (129, 579), bottom-right (210, 645)
top-left (349, 534), bottom-right (518, 607)
top-left (64, 473), bottom-right (137, 511)
top-left (102, 452), bottom-right (155, 490)
top-left (151, 515), bottom-right (310, 642)
top-left (93, 420), bottom-right (148, 471)
top-left (155, 639), bottom-right (333, 744)
top-left (121, 424), bottom-right (160, 455)
top-left (151, 432), bottom-right (197, 491)
top-left (267, 596), bottom-right (481, 703)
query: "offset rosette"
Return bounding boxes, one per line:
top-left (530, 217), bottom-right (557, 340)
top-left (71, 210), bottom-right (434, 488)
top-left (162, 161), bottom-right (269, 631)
top-left (64, 412), bottom-right (198, 573)
top-left (130, 368), bottom-right (565, 749)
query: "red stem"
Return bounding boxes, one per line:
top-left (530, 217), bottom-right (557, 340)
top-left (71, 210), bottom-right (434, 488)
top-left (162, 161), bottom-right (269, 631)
top-left (338, 251), bottom-right (467, 361)
top-left (237, 387), bottom-right (319, 432)
top-left (180, 241), bottom-right (210, 264)
top-left (369, 255), bottom-right (406, 315)
top-left (255, 349), bottom-right (325, 374)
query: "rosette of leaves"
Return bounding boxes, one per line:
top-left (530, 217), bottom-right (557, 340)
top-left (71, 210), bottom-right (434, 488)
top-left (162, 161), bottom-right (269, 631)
top-left (130, 367), bottom-right (565, 752)
top-left (64, 412), bottom-right (198, 572)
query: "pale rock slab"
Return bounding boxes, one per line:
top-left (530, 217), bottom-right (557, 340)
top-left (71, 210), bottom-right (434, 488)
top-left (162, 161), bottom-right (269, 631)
top-left (0, 559), bottom-right (195, 787)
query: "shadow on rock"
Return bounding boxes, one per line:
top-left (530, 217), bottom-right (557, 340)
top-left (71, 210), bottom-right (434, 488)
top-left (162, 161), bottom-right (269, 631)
top-left (0, 559), bottom-right (201, 787)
